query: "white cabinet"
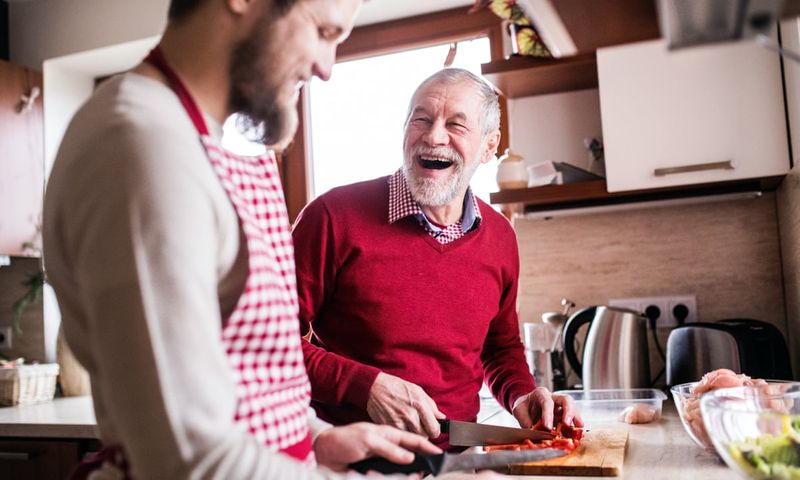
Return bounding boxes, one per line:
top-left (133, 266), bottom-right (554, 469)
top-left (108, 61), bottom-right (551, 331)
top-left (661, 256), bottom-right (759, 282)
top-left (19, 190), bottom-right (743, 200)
top-left (597, 39), bottom-right (790, 192)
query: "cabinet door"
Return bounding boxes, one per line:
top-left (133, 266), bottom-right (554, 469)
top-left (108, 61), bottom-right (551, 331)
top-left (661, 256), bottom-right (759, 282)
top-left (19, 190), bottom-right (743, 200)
top-left (0, 438), bottom-right (80, 479)
top-left (597, 39), bottom-right (789, 192)
top-left (0, 60), bottom-right (44, 256)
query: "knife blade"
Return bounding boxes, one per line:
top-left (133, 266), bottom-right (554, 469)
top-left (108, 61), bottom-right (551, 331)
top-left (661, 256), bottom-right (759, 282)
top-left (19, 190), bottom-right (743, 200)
top-left (348, 448), bottom-right (566, 475)
top-left (440, 419), bottom-right (555, 446)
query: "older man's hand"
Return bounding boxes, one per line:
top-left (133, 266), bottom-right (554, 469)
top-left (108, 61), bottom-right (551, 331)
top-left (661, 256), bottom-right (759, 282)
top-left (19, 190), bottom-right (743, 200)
top-left (366, 372), bottom-right (446, 438)
top-left (511, 387), bottom-right (583, 430)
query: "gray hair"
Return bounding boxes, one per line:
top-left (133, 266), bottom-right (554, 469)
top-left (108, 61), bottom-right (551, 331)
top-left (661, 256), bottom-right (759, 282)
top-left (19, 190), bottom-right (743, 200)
top-left (404, 68), bottom-right (501, 137)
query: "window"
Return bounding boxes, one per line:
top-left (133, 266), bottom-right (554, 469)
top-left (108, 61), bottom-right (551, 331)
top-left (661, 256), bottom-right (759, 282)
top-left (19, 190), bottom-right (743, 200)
top-left (306, 37), bottom-right (500, 203)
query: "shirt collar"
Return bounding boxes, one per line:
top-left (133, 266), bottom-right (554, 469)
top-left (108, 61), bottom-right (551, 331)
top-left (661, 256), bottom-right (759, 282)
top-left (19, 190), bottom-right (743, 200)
top-left (387, 169), bottom-right (482, 231)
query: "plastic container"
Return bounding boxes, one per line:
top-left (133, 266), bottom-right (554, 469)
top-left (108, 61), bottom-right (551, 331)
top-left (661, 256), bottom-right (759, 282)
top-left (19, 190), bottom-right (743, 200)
top-left (0, 363), bottom-right (59, 406)
top-left (555, 388), bottom-right (667, 423)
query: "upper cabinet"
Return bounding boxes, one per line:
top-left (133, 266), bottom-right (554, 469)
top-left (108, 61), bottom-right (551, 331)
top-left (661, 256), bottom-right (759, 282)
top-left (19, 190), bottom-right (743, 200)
top-left (0, 60), bottom-right (44, 256)
top-left (597, 39), bottom-right (789, 193)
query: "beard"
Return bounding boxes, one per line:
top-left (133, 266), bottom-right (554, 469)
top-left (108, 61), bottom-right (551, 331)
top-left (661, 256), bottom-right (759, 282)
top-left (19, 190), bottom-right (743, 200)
top-left (228, 14), bottom-right (298, 150)
top-left (402, 144), bottom-right (482, 207)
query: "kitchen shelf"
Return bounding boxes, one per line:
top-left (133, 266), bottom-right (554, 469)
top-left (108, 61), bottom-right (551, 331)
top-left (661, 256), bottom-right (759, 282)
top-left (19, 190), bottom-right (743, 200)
top-left (489, 177), bottom-right (784, 212)
top-left (481, 53), bottom-right (598, 98)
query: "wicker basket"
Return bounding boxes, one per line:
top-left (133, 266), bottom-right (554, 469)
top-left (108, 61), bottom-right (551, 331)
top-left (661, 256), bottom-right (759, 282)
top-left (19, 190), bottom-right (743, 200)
top-left (0, 363), bottom-right (59, 406)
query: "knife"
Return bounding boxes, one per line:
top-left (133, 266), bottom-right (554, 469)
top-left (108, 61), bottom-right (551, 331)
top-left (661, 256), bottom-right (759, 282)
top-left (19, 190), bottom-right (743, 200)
top-left (348, 448), bottom-right (566, 475)
top-left (440, 419), bottom-right (555, 446)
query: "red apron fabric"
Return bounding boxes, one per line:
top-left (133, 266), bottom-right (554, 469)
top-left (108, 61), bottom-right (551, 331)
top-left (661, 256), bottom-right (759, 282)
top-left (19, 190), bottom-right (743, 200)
top-left (70, 47), bottom-right (313, 479)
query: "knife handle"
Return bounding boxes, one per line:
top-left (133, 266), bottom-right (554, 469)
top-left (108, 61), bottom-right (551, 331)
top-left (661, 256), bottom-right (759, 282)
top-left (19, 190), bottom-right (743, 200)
top-left (347, 453), bottom-right (443, 475)
top-left (438, 418), bottom-right (450, 434)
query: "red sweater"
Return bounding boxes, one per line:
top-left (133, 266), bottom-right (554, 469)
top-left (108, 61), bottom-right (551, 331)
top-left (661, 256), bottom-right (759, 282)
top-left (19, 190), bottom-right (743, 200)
top-left (293, 176), bottom-right (535, 427)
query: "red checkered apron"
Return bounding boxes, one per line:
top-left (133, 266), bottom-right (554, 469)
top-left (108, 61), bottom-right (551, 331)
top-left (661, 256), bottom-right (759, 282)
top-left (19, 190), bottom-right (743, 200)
top-left (70, 47), bottom-right (313, 479)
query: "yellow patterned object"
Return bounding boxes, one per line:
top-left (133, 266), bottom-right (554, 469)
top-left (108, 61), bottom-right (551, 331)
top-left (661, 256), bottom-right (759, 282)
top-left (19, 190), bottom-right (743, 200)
top-left (513, 24), bottom-right (552, 57)
top-left (489, 0), bottom-right (530, 25)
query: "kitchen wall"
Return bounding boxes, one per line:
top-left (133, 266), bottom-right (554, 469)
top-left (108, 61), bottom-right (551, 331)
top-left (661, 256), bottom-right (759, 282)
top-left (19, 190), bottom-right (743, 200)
top-left (514, 192), bottom-right (791, 381)
top-left (775, 16), bottom-right (800, 380)
top-left (8, 0), bottom-right (166, 69)
top-left (0, 257), bottom-right (46, 362)
top-left (507, 89), bottom-right (602, 172)
top-left (777, 165), bottom-right (800, 381)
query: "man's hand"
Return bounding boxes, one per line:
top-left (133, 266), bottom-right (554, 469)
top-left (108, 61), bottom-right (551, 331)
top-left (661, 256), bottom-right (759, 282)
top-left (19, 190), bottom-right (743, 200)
top-left (366, 373), bottom-right (446, 437)
top-left (313, 422), bottom-right (441, 472)
top-left (511, 387), bottom-right (584, 430)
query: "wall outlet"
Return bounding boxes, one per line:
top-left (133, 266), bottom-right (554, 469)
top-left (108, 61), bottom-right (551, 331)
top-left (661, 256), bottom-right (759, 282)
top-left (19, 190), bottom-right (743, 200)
top-left (0, 326), bottom-right (12, 350)
top-left (608, 295), bottom-right (697, 327)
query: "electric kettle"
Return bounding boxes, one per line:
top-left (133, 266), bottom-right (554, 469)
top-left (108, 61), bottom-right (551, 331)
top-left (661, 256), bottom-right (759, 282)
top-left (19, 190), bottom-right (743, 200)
top-left (562, 305), bottom-right (651, 390)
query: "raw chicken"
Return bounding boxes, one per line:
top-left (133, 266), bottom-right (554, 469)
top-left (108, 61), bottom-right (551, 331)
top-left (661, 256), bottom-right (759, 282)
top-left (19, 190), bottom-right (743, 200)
top-left (618, 403), bottom-right (659, 424)
top-left (680, 368), bottom-right (766, 449)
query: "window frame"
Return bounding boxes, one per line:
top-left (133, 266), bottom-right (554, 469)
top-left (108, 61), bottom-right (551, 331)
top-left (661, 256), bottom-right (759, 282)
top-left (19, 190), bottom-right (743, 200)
top-left (279, 7), bottom-right (507, 221)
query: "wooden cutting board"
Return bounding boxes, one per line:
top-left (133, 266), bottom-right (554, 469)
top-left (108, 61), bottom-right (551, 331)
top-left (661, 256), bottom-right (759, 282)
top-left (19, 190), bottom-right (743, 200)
top-left (507, 429), bottom-right (629, 476)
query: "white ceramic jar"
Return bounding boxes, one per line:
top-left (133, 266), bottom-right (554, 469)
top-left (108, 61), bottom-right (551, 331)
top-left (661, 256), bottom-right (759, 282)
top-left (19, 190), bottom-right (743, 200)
top-left (495, 149), bottom-right (528, 189)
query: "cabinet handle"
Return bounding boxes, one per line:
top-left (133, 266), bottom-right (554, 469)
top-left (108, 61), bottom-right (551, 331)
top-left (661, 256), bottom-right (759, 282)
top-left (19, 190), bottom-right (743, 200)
top-left (0, 452), bottom-right (31, 461)
top-left (654, 160), bottom-right (735, 177)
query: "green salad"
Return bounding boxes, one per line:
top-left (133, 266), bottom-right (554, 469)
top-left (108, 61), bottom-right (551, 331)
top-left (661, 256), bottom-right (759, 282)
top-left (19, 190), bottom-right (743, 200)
top-left (728, 416), bottom-right (800, 479)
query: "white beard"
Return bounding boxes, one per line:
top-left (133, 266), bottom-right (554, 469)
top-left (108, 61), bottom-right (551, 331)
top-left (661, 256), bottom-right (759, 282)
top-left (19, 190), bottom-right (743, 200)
top-left (403, 145), bottom-right (482, 207)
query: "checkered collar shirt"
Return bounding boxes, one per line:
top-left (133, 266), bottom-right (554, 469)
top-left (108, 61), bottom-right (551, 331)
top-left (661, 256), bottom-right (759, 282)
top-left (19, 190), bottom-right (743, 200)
top-left (388, 169), bottom-right (482, 244)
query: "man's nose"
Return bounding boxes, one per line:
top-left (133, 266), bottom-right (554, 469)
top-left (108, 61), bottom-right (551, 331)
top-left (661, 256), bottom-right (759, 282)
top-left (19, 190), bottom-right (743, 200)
top-left (423, 120), bottom-right (449, 146)
top-left (312, 45), bottom-right (337, 81)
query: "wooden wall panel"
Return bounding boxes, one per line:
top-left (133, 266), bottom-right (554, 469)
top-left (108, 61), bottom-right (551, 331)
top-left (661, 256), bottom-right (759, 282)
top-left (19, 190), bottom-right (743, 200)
top-left (515, 194), bottom-right (788, 383)
top-left (778, 165), bottom-right (800, 379)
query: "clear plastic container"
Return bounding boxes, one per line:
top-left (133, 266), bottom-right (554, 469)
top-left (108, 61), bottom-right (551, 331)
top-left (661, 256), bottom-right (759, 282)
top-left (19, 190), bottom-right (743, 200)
top-left (555, 388), bottom-right (667, 424)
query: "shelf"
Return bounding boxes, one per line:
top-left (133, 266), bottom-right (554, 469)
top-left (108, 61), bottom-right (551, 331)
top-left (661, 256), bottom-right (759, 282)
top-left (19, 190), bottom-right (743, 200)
top-left (481, 52), bottom-right (597, 98)
top-left (489, 177), bottom-right (785, 212)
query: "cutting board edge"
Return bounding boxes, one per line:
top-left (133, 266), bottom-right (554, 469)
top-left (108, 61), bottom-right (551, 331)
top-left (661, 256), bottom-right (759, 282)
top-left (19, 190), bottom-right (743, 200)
top-left (505, 428), bottom-right (628, 476)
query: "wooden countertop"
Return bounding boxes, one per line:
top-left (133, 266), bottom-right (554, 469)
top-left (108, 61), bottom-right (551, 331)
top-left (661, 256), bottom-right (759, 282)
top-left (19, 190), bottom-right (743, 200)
top-left (0, 394), bottom-right (735, 478)
top-left (0, 396), bottom-right (98, 439)
top-left (477, 398), bottom-right (732, 479)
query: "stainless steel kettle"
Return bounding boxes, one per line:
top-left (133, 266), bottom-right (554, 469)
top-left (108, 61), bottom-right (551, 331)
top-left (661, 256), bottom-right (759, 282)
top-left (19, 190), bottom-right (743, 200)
top-left (562, 305), bottom-right (651, 389)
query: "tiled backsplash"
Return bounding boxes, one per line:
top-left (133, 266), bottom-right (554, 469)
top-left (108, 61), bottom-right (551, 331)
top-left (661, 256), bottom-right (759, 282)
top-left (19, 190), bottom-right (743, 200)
top-left (514, 192), bottom-right (791, 383)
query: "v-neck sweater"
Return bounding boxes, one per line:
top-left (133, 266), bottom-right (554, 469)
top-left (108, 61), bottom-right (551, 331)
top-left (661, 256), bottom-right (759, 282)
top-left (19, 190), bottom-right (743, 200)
top-left (293, 176), bottom-right (535, 428)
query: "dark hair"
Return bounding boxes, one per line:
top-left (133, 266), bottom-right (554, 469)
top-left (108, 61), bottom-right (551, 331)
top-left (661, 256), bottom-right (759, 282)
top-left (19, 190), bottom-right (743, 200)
top-left (168, 0), bottom-right (298, 21)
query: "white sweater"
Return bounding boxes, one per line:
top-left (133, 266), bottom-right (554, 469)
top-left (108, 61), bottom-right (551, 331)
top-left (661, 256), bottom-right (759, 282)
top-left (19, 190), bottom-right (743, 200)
top-left (43, 72), bottom-right (353, 479)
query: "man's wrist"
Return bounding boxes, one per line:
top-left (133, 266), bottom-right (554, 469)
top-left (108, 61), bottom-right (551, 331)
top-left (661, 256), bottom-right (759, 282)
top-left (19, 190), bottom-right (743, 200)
top-left (512, 393), bottom-right (528, 411)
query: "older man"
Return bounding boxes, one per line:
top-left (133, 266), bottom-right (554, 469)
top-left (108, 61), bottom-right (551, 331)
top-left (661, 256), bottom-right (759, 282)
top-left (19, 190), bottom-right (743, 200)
top-left (42, 1), bottom-right (508, 479)
top-left (293, 68), bottom-right (581, 445)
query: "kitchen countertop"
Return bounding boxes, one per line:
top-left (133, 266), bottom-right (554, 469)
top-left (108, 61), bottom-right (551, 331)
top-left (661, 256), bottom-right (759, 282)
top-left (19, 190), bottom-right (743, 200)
top-left (0, 395), bottom-right (98, 439)
top-left (477, 397), bottom-right (734, 479)
top-left (0, 394), bottom-right (736, 479)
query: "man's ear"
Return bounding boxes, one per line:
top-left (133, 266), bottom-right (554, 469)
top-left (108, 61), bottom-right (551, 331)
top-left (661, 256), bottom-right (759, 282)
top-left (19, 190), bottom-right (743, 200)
top-left (481, 130), bottom-right (501, 164)
top-left (226, 0), bottom-right (255, 15)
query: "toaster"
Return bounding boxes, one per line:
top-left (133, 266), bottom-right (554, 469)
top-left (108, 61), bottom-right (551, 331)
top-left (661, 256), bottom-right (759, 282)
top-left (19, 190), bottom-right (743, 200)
top-left (665, 318), bottom-right (793, 386)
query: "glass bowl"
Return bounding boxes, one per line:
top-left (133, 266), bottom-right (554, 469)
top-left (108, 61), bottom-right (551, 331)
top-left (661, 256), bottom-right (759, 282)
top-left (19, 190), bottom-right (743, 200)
top-left (700, 382), bottom-right (800, 479)
top-left (671, 382), bottom-right (715, 451)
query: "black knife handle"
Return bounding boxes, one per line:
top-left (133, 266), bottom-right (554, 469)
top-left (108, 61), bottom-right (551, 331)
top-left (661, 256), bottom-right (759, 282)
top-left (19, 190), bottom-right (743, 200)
top-left (438, 418), bottom-right (450, 434)
top-left (348, 453), bottom-right (444, 475)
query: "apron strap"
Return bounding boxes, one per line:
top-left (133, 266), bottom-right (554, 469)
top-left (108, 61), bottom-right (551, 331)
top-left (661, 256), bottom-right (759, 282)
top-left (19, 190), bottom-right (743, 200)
top-left (144, 46), bottom-right (210, 136)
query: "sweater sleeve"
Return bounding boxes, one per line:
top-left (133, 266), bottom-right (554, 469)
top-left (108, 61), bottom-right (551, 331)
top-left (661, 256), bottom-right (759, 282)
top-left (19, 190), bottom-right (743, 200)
top-left (293, 197), bottom-right (382, 410)
top-left (480, 224), bottom-right (536, 412)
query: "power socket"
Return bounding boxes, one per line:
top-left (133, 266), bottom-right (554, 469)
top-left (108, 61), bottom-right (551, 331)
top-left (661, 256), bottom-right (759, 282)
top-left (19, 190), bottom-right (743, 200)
top-left (609, 295), bottom-right (697, 327)
top-left (0, 326), bottom-right (12, 350)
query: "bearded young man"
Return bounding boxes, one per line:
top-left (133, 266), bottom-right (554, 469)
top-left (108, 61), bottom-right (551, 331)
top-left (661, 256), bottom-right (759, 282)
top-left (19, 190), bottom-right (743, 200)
top-left (293, 69), bottom-right (583, 446)
top-left (42, 1), bottom-right (506, 479)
